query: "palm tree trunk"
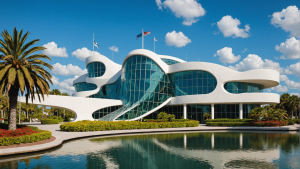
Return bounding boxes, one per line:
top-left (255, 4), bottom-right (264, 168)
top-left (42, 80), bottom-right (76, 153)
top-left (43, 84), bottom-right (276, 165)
top-left (8, 85), bottom-right (19, 130)
top-left (1, 110), bottom-right (3, 119)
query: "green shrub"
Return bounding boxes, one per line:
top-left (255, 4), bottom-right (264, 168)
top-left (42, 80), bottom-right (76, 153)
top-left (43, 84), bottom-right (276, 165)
top-left (205, 118), bottom-right (253, 123)
top-left (143, 119), bottom-right (190, 122)
top-left (292, 119), bottom-right (299, 124)
top-left (60, 120), bottom-right (199, 132)
top-left (0, 130), bottom-right (51, 146)
top-left (206, 122), bottom-right (250, 126)
top-left (47, 116), bottom-right (64, 122)
top-left (288, 120), bottom-right (295, 125)
top-left (41, 119), bottom-right (59, 124)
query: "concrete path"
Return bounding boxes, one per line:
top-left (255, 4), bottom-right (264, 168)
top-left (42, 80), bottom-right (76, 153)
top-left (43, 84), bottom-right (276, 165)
top-left (1, 123), bottom-right (299, 156)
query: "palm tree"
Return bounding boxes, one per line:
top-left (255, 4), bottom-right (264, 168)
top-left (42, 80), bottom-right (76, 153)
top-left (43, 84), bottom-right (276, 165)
top-left (289, 95), bottom-right (299, 118)
top-left (0, 28), bottom-right (53, 130)
top-left (249, 107), bottom-right (263, 121)
top-left (275, 109), bottom-right (288, 121)
top-left (0, 93), bottom-right (9, 118)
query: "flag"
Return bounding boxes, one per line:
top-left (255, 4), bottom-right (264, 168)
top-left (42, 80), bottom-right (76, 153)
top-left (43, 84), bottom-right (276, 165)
top-left (144, 31), bottom-right (150, 36)
top-left (94, 40), bottom-right (99, 49)
top-left (136, 33), bottom-right (142, 39)
top-left (154, 37), bottom-right (157, 41)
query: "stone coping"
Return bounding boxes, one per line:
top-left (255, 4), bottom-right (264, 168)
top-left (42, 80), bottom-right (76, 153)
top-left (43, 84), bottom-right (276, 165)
top-left (0, 123), bottom-right (299, 156)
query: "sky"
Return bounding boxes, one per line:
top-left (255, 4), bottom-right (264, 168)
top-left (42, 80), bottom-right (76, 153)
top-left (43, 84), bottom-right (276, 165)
top-left (1, 0), bottom-right (299, 96)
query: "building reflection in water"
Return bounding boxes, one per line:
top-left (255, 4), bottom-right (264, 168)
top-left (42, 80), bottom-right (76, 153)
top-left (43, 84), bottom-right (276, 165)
top-left (0, 131), bottom-right (299, 169)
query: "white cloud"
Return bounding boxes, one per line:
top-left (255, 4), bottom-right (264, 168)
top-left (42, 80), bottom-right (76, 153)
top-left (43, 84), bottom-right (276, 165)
top-left (271, 5), bottom-right (300, 38)
top-left (275, 37), bottom-right (300, 59)
top-left (228, 54), bottom-right (283, 73)
top-left (285, 79), bottom-right (300, 89)
top-left (217, 15), bottom-right (250, 38)
top-left (71, 47), bottom-right (102, 61)
top-left (156, 0), bottom-right (206, 26)
top-left (52, 63), bottom-right (87, 76)
top-left (242, 48), bottom-right (248, 53)
top-left (291, 93), bottom-right (299, 96)
top-left (43, 42), bottom-right (68, 57)
top-left (51, 76), bottom-right (76, 94)
top-left (280, 74), bottom-right (289, 81)
top-left (109, 46), bottom-right (119, 52)
top-left (285, 62), bottom-right (300, 76)
top-left (214, 47), bottom-right (241, 64)
top-left (165, 31), bottom-right (191, 47)
top-left (271, 85), bottom-right (289, 92)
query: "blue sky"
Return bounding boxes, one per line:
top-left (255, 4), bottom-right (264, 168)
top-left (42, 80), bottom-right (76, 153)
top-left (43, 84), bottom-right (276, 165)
top-left (1, 0), bottom-right (299, 95)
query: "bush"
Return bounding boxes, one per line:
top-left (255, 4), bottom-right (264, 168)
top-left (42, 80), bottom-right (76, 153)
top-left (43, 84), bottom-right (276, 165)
top-left (292, 119), bottom-right (299, 124)
top-left (288, 120), bottom-right (295, 125)
top-left (41, 119), bottom-right (59, 124)
top-left (47, 116), bottom-right (64, 122)
top-left (0, 130), bottom-right (51, 146)
top-left (250, 120), bottom-right (289, 127)
top-left (206, 122), bottom-right (250, 126)
top-left (60, 120), bottom-right (200, 132)
top-left (205, 118), bottom-right (253, 123)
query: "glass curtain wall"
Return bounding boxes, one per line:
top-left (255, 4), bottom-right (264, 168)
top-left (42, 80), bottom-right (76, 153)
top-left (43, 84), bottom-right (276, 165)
top-left (243, 104), bottom-right (260, 118)
top-left (169, 71), bottom-right (217, 96)
top-left (74, 82), bottom-right (97, 92)
top-left (144, 105), bottom-right (184, 119)
top-left (224, 82), bottom-right (264, 94)
top-left (92, 105), bottom-right (122, 119)
top-left (110, 55), bottom-right (174, 120)
top-left (161, 58), bottom-right (180, 65)
top-left (89, 77), bottom-right (122, 100)
top-left (215, 104), bottom-right (239, 119)
top-left (187, 105), bottom-right (211, 124)
top-left (87, 62), bottom-right (106, 78)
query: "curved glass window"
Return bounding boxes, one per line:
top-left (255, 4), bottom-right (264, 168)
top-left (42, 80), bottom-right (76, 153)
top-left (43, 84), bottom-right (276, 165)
top-left (169, 71), bottom-right (217, 95)
top-left (100, 55), bottom-right (174, 121)
top-left (92, 105), bottom-right (122, 119)
top-left (161, 58), bottom-right (180, 65)
top-left (224, 82), bottom-right (264, 94)
top-left (89, 77), bottom-right (122, 100)
top-left (74, 82), bottom-right (97, 92)
top-left (87, 62), bottom-right (106, 78)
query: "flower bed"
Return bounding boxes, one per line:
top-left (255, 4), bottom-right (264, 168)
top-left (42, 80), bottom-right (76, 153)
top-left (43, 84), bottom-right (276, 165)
top-left (250, 120), bottom-right (288, 127)
top-left (60, 120), bottom-right (199, 132)
top-left (0, 125), bottom-right (52, 146)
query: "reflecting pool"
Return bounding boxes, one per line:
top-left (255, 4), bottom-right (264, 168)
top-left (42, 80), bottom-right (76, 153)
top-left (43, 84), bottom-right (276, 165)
top-left (0, 131), bottom-right (299, 169)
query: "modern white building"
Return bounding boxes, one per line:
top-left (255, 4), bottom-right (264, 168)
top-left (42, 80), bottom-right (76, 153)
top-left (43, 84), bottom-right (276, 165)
top-left (21, 49), bottom-right (280, 122)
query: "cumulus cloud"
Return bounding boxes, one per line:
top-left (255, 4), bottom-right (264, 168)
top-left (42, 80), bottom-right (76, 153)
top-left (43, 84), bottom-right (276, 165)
top-left (242, 48), bottom-right (248, 53)
top-left (271, 5), bottom-right (300, 38)
top-left (165, 31), bottom-right (191, 47)
top-left (71, 47), bottom-right (102, 61)
top-left (280, 74), bottom-right (289, 81)
top-left (271, 85), bottom-right (289, 92)
top-left (285, 79), bottom-right (300, 89)
top-left (51, 76), bottom-right (76, 94)
top-left (285, 62), bottom-right (300, 76)
top-left (156, 0), bottom-right (206, 26)
top-left (291, 93), bottom-right (299, 96)
top-left (43, 42), bottom-right (68, 57)
top-left (214, 47), bottom-right (241, 64)
top-left (228, 54), bottom-right (283, 73)
top-left (217, 15), bottom-right (250, 38)
top-left (52, 63), bottom-right (87, 76)
top-left (275, 37), bottom-right (300, 59)
top-left (109, 46), bottom-right (119, 52)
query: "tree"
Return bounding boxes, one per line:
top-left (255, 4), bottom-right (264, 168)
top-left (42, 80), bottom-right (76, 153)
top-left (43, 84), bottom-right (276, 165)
top-left (289, 95), bottom-right (299, 118)
top-left (249, 107), bottom-right (263, 121)
top-left (0, 28), bottom-right (53, 130)
top-left (275, 109), bottom-right (288, 121)
top-left (203, 112), bottom-right (211, 120)
top-left (157, 111), bottom-right (168, 120)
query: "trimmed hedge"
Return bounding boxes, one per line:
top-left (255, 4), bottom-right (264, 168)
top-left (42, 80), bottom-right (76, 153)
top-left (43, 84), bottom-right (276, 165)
top-left (205, 118), bottom-right (253, 123)
top-left (288, 120), bottom-right (295, 125)
top-left (142, 119), bottom-right (190, 122)
top-left (206, 122), bottom-right (250, 126)
top-left (41, 119), bottom-right (59, 124)
top-left (0, 124), bottom-right (52, 146)
top-left (60, 120), bottom-right (199, 132)
top-left (292, 119), bottom-right (299, 124)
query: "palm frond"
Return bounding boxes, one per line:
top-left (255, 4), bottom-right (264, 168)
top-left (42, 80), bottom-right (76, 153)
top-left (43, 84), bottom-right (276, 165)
top-left (0, 64), bottom-right (12, 80)
top-left (17, 68), bottom-right (25, 94)
top-left (7, 67), bottom-right (17, 86)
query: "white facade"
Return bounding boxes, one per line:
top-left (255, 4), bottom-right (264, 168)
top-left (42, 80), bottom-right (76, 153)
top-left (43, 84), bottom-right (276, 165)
top-left (20, 49), bottom-right (280, 121)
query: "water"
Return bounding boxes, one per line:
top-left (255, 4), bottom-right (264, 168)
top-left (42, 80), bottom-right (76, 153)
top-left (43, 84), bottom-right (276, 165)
top-left (0, 131), bottom-right (299, 169)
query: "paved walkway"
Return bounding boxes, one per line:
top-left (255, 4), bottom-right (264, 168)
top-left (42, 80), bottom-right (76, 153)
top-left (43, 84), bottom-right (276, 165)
top-left (1, 123), bottom-right (299, 156)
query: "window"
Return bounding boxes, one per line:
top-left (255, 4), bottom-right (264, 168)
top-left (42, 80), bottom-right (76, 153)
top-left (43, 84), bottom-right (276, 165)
top-left (74, 82), bottom-right (97, 92)
top-left (224, 82), bottom-right (264, 94)
top-left (87, 62), bottom-right (106, 78)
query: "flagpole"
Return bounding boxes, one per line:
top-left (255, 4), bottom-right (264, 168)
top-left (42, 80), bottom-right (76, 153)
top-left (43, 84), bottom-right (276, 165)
top-left (93, 33), bottom-right (94, 55)
top-left (142, 28), bottom-right (144, 49)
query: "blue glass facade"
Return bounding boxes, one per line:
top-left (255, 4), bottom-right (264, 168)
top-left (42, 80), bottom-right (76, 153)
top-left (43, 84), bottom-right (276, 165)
top-left (144, 105), bottom-right (184, 119)
top-left (187, 105), bottom-right (211, 124)
top-left (74, 82), bottom-right (97, 92)
top-left (89, 77), bottom-right (122, 100)
top-left (92, 105), bottom-right (122, 119)
top-left (214, 104), bottom-right (260, 119)
top-left (87, 62), bottom-right (106, 78)
top-left (161, 58), bottom-right (180, 65)
top-left (169, 71), bottom-right (217, 95)
top-left (224, 82), bottom-right (264, 94)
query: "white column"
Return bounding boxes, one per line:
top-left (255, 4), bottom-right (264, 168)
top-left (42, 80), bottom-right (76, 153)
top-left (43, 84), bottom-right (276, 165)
top-left (211, 133), bottom-right (214, 149)
top-left (184, 134), bottom-right (187, 149)
top-left (239, 103), bottom-right (243, 119)
top-left (184, 104), bottom-right (187, 119)
top-left (211, 104), bottom-right (214, 119)
top-left (239, 133), bottom-right (243, 149)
